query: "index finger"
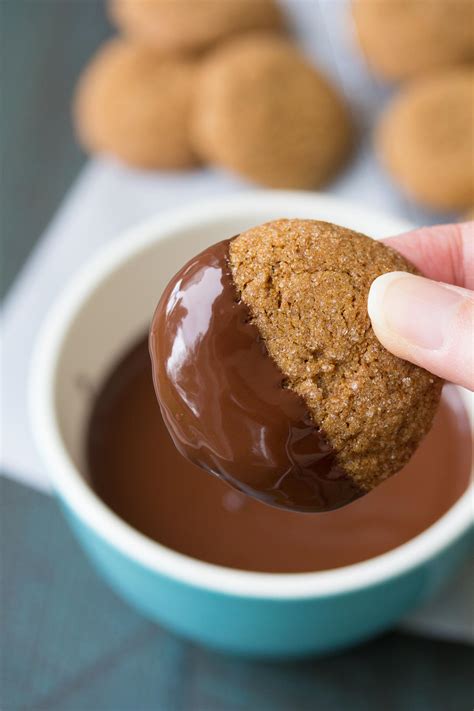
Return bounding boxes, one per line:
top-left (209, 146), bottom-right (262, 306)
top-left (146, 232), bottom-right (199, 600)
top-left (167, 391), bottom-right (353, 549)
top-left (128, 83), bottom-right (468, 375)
top-left (382, 221), bottom-right (474, 290)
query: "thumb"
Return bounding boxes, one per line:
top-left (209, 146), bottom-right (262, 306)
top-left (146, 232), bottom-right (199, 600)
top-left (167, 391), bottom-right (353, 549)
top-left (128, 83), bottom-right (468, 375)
top-left (368, 272), bottom-right (474, 391)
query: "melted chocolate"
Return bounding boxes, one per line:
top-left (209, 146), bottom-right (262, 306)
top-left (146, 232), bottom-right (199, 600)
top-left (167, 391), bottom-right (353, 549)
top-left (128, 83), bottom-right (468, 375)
top-left (87, 339), bottom-right (471, 574)
top-left (149, 239), bottom-right (361, 512)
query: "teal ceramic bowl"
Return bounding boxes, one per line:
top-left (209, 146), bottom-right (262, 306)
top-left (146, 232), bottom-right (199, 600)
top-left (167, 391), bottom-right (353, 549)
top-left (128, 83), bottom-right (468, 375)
top-left (30, 192), bottom-right (473, 658)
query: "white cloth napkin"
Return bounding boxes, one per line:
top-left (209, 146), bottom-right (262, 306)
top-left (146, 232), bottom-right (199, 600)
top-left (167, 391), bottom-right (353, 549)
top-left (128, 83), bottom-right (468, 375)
top-left (1, 0), bottom-right (472, 643)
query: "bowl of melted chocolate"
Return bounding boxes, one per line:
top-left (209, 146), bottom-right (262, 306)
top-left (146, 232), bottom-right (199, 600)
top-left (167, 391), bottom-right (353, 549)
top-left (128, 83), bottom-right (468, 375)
top-left (31, 192), bottom-right (473, 657)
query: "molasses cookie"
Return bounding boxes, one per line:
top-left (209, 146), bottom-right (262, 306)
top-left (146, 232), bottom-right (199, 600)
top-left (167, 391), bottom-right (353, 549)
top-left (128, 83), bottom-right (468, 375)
top-left (150, 219), bottom-right (442, 512)
top-left (352, 0), bottom-right (474, 82)
top-left (108, 0), bottom-right (284, 54)
top-left (191, 34), bottom-right (353, 188)
top-left (74, 39), bottom-right (198, 169)
top-left (377, 67), bottom-right (474, 211)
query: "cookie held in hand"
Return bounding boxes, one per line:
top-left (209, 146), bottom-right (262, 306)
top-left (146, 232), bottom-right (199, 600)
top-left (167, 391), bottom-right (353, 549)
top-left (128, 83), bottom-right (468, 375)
top-left (150, 219), bottom-right (442, 512)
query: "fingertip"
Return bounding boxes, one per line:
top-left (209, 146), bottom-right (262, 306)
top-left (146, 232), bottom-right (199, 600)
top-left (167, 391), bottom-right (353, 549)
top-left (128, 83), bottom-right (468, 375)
top-left (367, 271), bottom-right (405, 340)
top-left (368, 271), bottom-right (474, 389)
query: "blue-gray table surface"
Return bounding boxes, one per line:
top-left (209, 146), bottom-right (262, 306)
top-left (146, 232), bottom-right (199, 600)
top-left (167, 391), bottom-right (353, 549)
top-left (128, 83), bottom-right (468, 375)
top-left (1, 2), bottom-right (473, 710)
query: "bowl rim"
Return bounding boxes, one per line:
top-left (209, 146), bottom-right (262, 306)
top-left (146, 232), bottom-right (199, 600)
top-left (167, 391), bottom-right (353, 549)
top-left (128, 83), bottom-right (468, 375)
top-left (29, 190), bottom-right (474, 600)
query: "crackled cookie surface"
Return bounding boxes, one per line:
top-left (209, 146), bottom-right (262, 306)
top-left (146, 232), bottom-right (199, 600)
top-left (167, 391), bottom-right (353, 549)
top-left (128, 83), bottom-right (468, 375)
top-left (230, 219), bottom-right (442, 492)
top-left (150, 219), bottom-right (442, 511)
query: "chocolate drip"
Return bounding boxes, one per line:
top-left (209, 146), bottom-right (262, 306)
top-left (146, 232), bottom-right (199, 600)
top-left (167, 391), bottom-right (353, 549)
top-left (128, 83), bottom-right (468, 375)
top-left (149, 239), bottom-right (362, 511)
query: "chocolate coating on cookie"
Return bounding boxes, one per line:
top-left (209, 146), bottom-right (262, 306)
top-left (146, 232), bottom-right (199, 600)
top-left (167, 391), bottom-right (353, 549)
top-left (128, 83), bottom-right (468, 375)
top-left (150, 220), bottom-right (442, 511)
top-left (191, 34), bottom-right (352, 189)
top-left (150, 239), bottom-right (363, 512)
top-left (377, 68), bottom-right (474, 211)
top-left (109, 0), bottom-right (284, 54)
top-left (74, 39), bottom-right (198, 169)
top-left (229, 220), bottom-right (442, 492)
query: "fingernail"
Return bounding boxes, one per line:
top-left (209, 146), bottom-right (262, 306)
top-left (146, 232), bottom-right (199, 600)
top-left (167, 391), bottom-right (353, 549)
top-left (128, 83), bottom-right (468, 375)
top-left (368, 272), bottom-right (464, 350)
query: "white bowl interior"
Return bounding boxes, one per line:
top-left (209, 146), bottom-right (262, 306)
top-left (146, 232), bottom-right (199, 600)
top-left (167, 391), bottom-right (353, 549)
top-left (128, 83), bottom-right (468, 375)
top-left (33, 192), bottom-right (473, 597)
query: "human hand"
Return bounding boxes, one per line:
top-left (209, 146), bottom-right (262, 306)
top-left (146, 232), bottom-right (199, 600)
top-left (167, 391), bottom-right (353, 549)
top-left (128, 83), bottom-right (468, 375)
top-left (368, 222), bottom-right (474, 390)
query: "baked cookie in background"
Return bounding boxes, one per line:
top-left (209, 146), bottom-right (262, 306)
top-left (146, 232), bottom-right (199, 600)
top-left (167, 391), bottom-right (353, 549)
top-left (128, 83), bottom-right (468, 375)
top-left (352, 0), bottom-right (474, 82)
top-left (73, 39), bottom-right (198, 169)
top-left (108, 0), bottom-right (284, 54)
top-left (191, 34), bottom-right (353, 189)
top-left (376, 67), bottom-right (474, 212)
